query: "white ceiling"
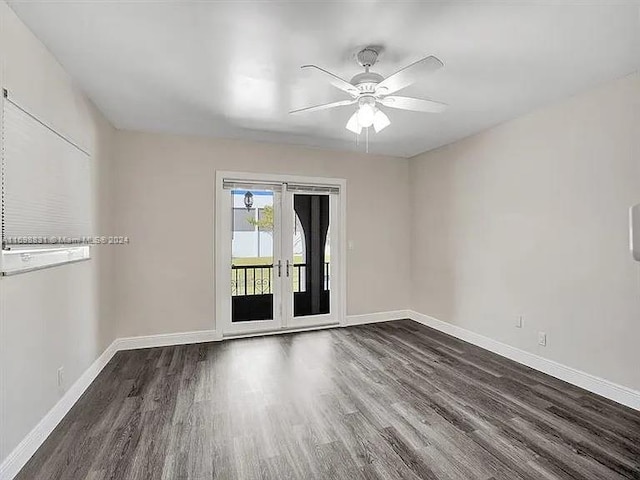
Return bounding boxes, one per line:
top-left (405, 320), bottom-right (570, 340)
top-left (9, 1), bottom-right (640, 158)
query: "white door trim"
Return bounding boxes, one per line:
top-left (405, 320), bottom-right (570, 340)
top-left (214, 171), bottom-right (347, 337)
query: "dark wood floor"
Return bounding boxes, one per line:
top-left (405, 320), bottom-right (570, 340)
top-left (16, 320), bottom-right (640, 480)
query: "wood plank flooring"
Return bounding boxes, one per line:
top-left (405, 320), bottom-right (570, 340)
top-left (16, 320), bottom-right (640, 479)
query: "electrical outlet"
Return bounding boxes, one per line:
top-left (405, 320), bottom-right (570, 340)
top-left (538, 332), bottom-right (547, 347)
top-left (516, 315), bottom-right (524, 328)
top-left (57, 367), bottom-right (65, 389)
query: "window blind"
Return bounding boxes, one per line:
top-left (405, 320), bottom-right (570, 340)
top-left (222, 179), bottom-right (283, 192)
top-left (2, 93), bottom-right (92, 246)
top-left (285, 183), bottom-right (340, 194)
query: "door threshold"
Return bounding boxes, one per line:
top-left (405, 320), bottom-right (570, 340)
top-left (222, 321), bottom-right (340, 341)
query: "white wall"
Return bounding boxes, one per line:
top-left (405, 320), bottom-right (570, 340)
top-left (410, 72), bottom-right (640, 391)
top-left (0, 0), bottom-right (115, 463)
top-left (112, 131), bottom-right (411, 337)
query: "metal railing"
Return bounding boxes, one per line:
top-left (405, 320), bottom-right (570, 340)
top-left (231, 264), bottom-right (272, 296)
top-left (232, 262), bottom-right (330, 296)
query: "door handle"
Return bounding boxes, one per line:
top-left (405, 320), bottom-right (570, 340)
top-left (277, 260), bottom-right (282, 277)
top-left (286, 260), bottom-right (291, 277)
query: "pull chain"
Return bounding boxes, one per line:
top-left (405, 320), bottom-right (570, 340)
top-left (366, 127), bottom-right (369, 154)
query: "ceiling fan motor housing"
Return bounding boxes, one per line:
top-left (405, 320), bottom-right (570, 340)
top-left (350, 71), bottom-right (384, 93)
top-left (352, 47), bottom-right (383, 93)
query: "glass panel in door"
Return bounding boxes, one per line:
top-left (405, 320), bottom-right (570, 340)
top-left (291, 193), bottom-right (331, 317)
top-left (231, 189), bottom-right (276, 323)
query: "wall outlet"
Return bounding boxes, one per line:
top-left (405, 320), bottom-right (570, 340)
top-left (57, 367), bottom-right (65, 389)
top-left (538, 332), bottom-right (547, 347)
top-left (516, 315), bottom-right (524, 328)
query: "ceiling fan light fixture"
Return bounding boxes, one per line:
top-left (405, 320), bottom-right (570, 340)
top-left (373, 109), bottom-right (390, 133)
top-left (356, 102), bottom-right (376, 128)
top-left (345, 112), bottom-right (362, 134)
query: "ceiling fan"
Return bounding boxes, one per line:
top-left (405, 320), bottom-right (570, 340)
top-left (290, 47), bottom-right (447, 134)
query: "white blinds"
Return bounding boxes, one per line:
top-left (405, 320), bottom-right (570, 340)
top-left (2, 95), bottom-right (92, 245)
top-left (222, 179), bottom-right (283, 192)
top-left (285, 183), bottom-right (340, 194)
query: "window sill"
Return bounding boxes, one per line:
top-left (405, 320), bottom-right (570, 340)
top-left (1, 245), bottom-right (91, 276)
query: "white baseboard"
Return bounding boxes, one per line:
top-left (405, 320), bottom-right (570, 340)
top-left (346, 310), bottom-right (410, 326)
top-left (223, 322), bottom-right (340, 340)
top-left (408, 310), bottom-right (640, 411)
top-left (115, 329), bottom-right (222, 351)
top-left (0, 340), bottom-right (119, 480)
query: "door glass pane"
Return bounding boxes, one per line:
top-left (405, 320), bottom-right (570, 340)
top-left (292, 193), bottom-right (330, 317)
top-left (231, 189), bottom-right (274, 322)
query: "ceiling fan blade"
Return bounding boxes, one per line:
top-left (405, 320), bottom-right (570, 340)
top-left (376, 55), bottom-right (443, 95)
top-left (379, 96), bottom-right (447, 113)
top-left (301, 65), bottom-right (359, 97)
top-left (289, 99), bottom-right (356, 115)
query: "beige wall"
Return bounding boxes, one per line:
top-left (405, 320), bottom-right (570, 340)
top-left (0, 1), bottom-right (115, 462)
top-left (112, 131), bottom-right (411, 337)
top-left (410, 72), bottom-right (640, 391)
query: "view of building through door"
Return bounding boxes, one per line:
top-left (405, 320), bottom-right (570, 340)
top-left (231, 189), bottom-right (276, 322)
top-left (219, 173), bottom-right (342, 336)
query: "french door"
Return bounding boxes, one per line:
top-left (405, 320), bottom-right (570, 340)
top-left (216, 172), bottom-right (345, 337)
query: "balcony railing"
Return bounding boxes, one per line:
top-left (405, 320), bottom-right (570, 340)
top-left (232, 262), bottom-right (330, 296)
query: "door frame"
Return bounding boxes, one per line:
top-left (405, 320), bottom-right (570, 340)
top-left (215, 170), bottom-right (347, 337)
